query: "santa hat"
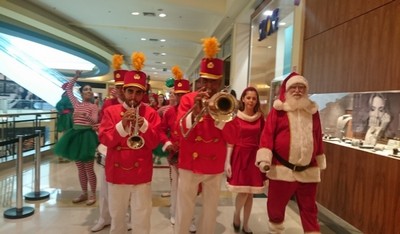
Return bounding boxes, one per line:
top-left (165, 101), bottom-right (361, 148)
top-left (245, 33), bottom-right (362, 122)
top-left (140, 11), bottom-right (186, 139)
top-left (199, 37), bottom-right (223, 79)
top-left (273, 72), bottom-right (309, 109)
top-left (124, 52), bottom-right (147, 91)
top-left (112, 54), bottom-right (128, 86)
top-left (171, 65), bottom-right (190, 94)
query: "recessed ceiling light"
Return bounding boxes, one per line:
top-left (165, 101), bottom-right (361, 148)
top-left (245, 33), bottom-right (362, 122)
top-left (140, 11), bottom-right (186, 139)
top-left (131, 12), bottom-right (140, 16)
top-left (263, 10), bottom-right (273, 16)
top-left (279, 22), bottom-right (287, 26)
top-left (141, 38), bottom-right (146, 41)
top-left (161, 62), bottom-right (166, 64)
top-left (154, 72), bottom-right (158, 74)
top-left (159, 13), bottom-right (166, 17)
top-left (152, 67), bottom-right (156, 70)
top-left (160, 39), bottom-right (166, 42)
top-left (267, 46), bottom-right (272, 49)
top-left (161, 52), bottom-right (166, 56)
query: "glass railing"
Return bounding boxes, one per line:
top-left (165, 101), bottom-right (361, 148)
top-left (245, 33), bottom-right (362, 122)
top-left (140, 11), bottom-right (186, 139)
top-left (0, 111), bottom-right (58, 163)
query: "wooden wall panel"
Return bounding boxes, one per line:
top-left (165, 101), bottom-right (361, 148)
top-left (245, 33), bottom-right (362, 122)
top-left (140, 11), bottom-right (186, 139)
top-left (317, 143), bottom-right (400, 234)
top-left (305, 0), bottom-right (392, 39)
top-left (303, 0), bottom-right (400, 93)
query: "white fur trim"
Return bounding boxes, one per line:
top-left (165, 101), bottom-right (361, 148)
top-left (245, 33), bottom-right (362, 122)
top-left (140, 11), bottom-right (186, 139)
top-left (273, 99), bottom-right (284, 110)
top-left (237, 111), bottom-right (262, 122)
top-left (285, 75), bottom-right (308, 90)
top-left (256, 148), bottom-right (272, 172)
top-left (316, 153), bottom-right (326, 170)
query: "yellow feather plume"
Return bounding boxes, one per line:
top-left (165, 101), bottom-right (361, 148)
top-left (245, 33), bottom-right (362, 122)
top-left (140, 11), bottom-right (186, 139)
top-left (201, 37), bottom-right (220, 59)
top-left (131, 52), bottom-right (146, 71)
top-left (112, 54), bottom-right (124, 70)
top-left (171, 65), bottom-right (183, 80)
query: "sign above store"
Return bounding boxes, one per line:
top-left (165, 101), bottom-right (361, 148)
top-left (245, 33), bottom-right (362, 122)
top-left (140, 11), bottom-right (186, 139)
top-left (258, 8), bottom-right (280, 41)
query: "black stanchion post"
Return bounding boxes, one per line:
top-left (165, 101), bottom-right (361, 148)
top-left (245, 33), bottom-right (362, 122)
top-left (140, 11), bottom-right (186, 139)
top-left (25, 130), bottom-right (50, 201)
top-left (3, 135), bottom-right (35, 219)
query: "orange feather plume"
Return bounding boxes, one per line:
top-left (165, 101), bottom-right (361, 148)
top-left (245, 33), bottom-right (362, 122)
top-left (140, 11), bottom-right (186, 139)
top-left (201, 37), bottom-right (220, 59)
top-left (131, 52), bottom-right (145, 71)
top-left (171, 65), bottom-right (183, 80)
top-left (112, 54), bottom-right (124, 70)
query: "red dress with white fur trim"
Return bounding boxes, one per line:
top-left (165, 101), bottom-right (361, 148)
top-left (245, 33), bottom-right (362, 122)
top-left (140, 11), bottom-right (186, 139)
top-left (223, 111), bottom-right (266, 193)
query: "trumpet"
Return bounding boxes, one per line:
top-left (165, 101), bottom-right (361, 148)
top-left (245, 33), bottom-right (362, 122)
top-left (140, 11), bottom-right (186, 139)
top-left (179, 87), bottom-right (239, 138)
top-left (127, 102), bottom-right (145, 149)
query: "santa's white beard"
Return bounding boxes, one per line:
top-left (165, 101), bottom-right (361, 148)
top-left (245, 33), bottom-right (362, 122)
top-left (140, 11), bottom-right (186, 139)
top-left (285, 94), bottom-right (310, 110)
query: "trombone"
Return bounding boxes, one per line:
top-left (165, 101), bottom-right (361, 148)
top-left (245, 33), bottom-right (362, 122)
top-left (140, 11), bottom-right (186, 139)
top-left (127, 102), bottom-right (145, 149)
top-left (179, 87), bottom-right (239, 138)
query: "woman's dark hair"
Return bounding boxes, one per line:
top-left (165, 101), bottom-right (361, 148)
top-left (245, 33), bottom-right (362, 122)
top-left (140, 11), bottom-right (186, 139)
top-left (239, 87), bottom-right (261, 113)
top-left (79, 84), bottom-right (91, 93)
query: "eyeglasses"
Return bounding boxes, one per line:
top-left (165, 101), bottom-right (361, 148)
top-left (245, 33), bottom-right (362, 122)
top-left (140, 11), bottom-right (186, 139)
top-left (288, 84), bottom-right (306, 90)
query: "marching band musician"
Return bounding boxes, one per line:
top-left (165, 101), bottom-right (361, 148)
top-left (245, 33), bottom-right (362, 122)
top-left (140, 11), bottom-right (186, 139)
top-left (91, 55), bottom-right (129, 232)
top-left (159, 66), bottom-right (196, 232)
top-left (98, 52), bottom-right (161, 234)
top-left (174, 37), bottom-right (231, 234)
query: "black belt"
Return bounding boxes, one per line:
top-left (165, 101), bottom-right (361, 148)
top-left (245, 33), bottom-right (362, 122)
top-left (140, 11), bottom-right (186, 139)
top-left (273, 151), bottom-right (310, 172)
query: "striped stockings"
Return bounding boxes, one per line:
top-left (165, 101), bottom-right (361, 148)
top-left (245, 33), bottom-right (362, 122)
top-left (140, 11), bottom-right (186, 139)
top-left (75, 161), bottom-right (97, 197)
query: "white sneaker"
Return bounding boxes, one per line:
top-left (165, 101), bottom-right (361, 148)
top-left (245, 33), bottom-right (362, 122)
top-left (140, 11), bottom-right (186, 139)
top-left (189, 223), bottom-right (196, 233)
top-left (91, 221), bottom-right (110, 232)
top-left (170, 216), bottom-right (175, 225)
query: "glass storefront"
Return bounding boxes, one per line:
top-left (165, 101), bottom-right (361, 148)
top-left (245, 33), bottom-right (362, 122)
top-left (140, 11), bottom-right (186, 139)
top-left (248, 0), bottom-right (303, 114)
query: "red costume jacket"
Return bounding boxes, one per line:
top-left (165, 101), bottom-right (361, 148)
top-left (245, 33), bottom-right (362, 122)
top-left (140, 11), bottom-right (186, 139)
top-left (99, 103), bottom-right (161, 184)
top-left (176, 91), bottom-right (227, 174)
top-left (99, 97), bottom-right (121, 122)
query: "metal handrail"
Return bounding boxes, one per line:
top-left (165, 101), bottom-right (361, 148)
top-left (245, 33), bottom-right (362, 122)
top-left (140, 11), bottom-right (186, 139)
top-left (0, 111), bottom-right (58, 162)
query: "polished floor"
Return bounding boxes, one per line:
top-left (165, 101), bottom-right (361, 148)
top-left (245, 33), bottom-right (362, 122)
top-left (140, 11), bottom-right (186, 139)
top-left (0, 154), bottom-right (361, 234)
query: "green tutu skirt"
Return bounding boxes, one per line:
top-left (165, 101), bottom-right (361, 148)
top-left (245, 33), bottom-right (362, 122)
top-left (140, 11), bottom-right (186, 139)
top-left (153, 143), bottom-right (169, 158)
top-left (54, 125), bottom-right (98, 162)
top-left (57, 113), bottom-right (73, 132)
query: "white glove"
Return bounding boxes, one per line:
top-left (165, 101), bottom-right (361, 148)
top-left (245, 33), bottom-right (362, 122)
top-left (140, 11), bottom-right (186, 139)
top-left (258, 161), bottom-right (270, 173)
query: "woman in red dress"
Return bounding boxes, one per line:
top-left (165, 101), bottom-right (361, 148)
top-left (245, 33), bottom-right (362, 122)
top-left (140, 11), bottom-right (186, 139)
top-left (224, 87), bottom-right (266, 234)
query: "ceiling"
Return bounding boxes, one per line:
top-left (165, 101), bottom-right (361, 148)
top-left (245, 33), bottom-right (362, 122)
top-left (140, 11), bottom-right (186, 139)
top-left (0, 0), bottom-right (260, 92)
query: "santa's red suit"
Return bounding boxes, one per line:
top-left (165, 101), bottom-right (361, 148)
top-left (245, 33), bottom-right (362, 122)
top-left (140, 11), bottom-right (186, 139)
top-left (256, 72), bottom-right (326, 234)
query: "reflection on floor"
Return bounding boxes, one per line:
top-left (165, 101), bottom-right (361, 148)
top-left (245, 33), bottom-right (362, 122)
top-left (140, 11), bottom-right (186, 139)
top-left (0, 154), bottom-right (362, 234)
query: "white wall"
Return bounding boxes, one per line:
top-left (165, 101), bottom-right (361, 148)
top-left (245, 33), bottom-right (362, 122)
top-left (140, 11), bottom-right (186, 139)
top-left (230, 23), bottom-right (251, 98)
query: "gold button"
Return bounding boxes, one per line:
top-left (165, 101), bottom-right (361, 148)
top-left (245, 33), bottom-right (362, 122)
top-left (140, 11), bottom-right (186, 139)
top-left (174, 130), bottom-right (178, 135)
top-left (134, 162), bottom-right (139, 168)
top-left (120, 112), bottom-right (124, 116)
top-left (192, 152), bottom-right (198, 159)
top-left (195, 136), bottom-right (202, 142)
top-left (116, 146), bottom-right (122, 150)
top-left (114, 163), bottom-right (119, 167)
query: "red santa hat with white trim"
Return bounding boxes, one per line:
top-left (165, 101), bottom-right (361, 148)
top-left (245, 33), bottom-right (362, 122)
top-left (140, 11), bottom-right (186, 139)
top-left (273, 72), bottom-right (316, 113)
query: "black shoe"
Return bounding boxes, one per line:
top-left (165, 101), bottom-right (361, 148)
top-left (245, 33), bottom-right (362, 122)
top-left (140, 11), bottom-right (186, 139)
top-left (242, 228), bottom-right (253, 234)
top-left (233, 222), bottom-right (240, 232)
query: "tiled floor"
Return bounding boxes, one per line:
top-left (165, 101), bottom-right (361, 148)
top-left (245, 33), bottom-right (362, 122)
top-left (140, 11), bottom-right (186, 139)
top-left (0, 154), bottom-right (359, 234)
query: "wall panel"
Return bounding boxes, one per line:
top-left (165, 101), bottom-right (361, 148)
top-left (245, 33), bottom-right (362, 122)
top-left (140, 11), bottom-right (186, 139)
top-left (305, 0), bottom-right (392, 39)
top-left (303, 0), bottom-right (400, 93)
top-left (318, 143), bottom-right (400, 233)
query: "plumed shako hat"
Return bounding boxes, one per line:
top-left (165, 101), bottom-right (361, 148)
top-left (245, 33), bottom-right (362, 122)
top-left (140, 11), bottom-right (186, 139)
top-left (124, 52), bottom-right (147, 91)
top-left (199, 37), bottom-right (223, 79)
top-left (171, 65), bottom-right (190, 94)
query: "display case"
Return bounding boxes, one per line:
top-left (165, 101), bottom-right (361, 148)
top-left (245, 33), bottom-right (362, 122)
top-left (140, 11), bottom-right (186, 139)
top-left (310, 91), bottom-right (400, 159)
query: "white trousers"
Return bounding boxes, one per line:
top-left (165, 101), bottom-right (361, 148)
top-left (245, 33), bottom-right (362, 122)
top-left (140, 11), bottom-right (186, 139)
top-left (170, 165), bottom-right (178, 218)
top-left (97, 167), bottom-right (111, 224)
top-left (108, 182), bottom-right (152, 234)
top-left (174, 169), bottom-right (223, 234)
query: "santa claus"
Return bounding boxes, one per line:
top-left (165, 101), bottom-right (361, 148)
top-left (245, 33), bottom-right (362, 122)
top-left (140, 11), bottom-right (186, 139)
top-left (256, 72), bottom-right (326, 234)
